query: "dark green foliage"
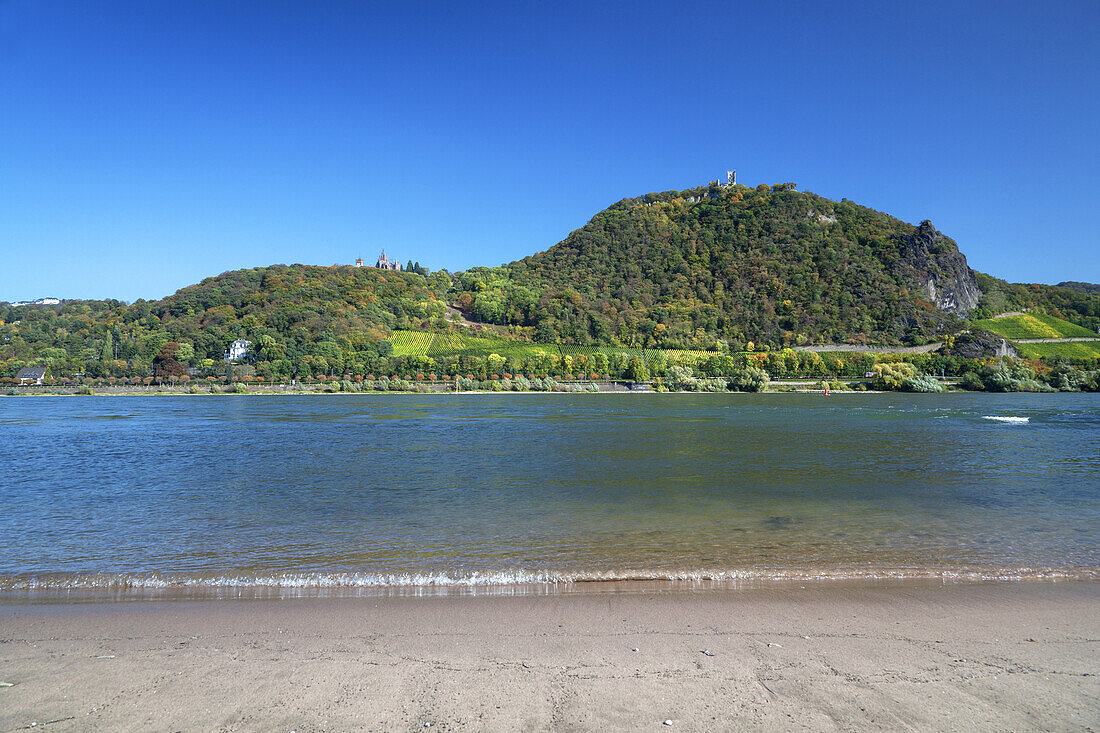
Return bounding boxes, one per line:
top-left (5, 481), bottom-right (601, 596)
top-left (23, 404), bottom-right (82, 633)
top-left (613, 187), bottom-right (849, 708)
top-left (963, 359), bottom-right (1052, 393)
top-left (1055, 281), bottom-right (1100, 296)
top-left (450, 185), bottom-right (978, 349)
top-left (729, 366), bottom-right (770, 392)
top-left (1, 265), bottom-right (446, 380)
top-left (901, 375), bottom-right (944, 393)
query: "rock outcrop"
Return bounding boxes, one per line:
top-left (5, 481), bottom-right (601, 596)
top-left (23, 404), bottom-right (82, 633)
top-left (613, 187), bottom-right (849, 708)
top-left (893, 221), bottom-right (982, 317)
top-left (940, 328), bottom-right (1016, 359)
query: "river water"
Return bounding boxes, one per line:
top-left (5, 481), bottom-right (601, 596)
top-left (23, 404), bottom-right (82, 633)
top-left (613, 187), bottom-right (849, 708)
top-left (1, 393), bottom-right (1098, 596)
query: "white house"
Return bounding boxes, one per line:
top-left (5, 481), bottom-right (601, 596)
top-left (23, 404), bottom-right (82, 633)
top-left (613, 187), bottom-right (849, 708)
top-left (15, 366), bottom-right (48, 385)
top-left (223, 339), bottom-right (251, 362)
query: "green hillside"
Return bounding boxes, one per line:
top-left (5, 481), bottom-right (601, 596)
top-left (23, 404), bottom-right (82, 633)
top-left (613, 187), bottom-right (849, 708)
top-left (1056, 281), bottom-right (1100, 296)
top-left (971, 313), bottom-right (1097, 340)
top-left (451, 183), bottom-right (983, 349)
top-left (391, 329), bottom-right (716, 368)
top-left (4, 182), bottom-right (1100, 384)
top-left (1013, 341), bottom-right (1100, 360)
top-left (1, 265), bottom-right (450, 381)
top-left (971, 274), bottom-right (1100, 332)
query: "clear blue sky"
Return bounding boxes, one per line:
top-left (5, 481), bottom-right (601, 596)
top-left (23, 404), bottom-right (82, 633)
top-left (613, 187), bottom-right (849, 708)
top-left (2, 1), bottom-right (1098, 302)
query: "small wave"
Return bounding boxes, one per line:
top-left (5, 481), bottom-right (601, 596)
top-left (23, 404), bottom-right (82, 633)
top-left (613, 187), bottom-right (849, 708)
top-left (983, 416), bottom-right (1030, 424)
top-left (2, 566), bottom-right (1095, 594)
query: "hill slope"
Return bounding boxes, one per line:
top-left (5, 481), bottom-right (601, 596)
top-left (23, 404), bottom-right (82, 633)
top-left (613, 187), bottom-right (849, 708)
top-left (4, 183), bottom-right (1100, 380)
top-left (1, 265), bottom-right (449, 379)
top-left (452, 183), bottom-right (981, 349)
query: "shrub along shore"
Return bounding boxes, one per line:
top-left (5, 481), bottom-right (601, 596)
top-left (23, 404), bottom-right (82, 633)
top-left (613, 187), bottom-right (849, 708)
top-left (6, 353), bottom-right (1098, 397)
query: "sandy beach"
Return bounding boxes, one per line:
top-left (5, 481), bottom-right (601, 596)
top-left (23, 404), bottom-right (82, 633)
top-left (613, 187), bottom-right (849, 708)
top-left (1, 581), bottom-right (1097, 731)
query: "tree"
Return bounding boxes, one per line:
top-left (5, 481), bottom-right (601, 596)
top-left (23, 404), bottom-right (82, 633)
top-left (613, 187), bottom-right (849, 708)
top-left (871, 361), bottom-right (917, 390)
top-left (730, 366), bottom-right (769, 392)
top-left (153, 341), bottom-right (187, 378)
top-left (175, 342), bottom-right (195, 364)
top-left (625, 357), bottom-right (650, 382)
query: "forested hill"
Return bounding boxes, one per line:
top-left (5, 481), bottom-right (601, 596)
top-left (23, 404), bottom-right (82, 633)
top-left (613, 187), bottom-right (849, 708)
top-left (451, 183), bottom-right (985, 349)
top-left (0, 265), bottom-right (450, 380)
top-left (1057, 281), bottom-right (1100, 296)
top-left (4, 182), bottom-right (1100, 381)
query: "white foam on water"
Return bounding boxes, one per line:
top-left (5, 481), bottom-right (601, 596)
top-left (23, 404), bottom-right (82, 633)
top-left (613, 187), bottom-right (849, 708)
top-left (982, 416), bottom-right (1030, 423)
top-left (2, 566), bottom-right (1094, 593)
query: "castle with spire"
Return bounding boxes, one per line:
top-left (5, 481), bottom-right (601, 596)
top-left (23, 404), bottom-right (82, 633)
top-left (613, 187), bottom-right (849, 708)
top-left (374, 250), bottom-right (401, 271)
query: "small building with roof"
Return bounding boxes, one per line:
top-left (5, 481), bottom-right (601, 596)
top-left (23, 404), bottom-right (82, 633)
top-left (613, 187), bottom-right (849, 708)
top-left (223, 339), bottom-right (251, 362)
top-left (15, 366), bottom-right (48, 385)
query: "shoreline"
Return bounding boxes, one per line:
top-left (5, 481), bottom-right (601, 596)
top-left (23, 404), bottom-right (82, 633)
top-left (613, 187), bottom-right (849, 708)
top-left (2, 582), bottom-right (1096, 730)
top-left (4, 570), bottom-right (1098, 602)
top-left (6, 386), bottom-right (1004, 397)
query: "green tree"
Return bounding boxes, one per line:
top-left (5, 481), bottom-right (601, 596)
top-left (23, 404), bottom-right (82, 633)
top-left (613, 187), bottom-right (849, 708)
top-left (625, 357), bottom-right (650, 382)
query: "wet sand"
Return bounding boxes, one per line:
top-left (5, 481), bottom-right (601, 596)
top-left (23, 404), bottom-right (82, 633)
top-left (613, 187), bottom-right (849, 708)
top-left (1, 582), bottom-right (1097, 731)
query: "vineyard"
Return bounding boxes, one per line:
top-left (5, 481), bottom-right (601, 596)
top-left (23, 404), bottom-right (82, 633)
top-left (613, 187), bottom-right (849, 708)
top-left (655, 349), bottom-right (716, 365)
top-left (390, 330), bottom-right (435, 357)
top-left (972, 313), bottom-right (1096, 340)
top-left (558, 344), bottom-right (643, 360)
top-left (1012, 341), bottom-right (1100, 360)
top-left (390, 330), bottom-right (718, 364)
top-left (426, 332), bottom-right (556, 360)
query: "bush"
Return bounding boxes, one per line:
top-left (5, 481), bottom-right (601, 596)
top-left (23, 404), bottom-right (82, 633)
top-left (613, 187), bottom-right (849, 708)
top-left (965, 359), bottom-right (1055, 392)
top-left (188, 385), bottom-right (201, 394)
top-left (231, 382), bottom-right (248, 393)
top-left (901, 375), bottom-right (944, 393)
top-left (665, 365), bottom-right (698, 390)
top-left (961, 372), bottom-right (985, 391)
top-left (1044, 363), bottom-right (1097, 392)
top-left (209, 384), bottom-right (222, 394)
top-left (729, 366), bottom-right (769, 392)
top-left (77, 385), bottom-right (94, 395)
top-left (871, 362), bottom-right (917, 390)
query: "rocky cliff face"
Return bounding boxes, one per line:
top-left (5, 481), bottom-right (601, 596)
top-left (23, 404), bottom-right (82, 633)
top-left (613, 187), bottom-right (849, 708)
top-left (893, 220), bottom-right (982, 317)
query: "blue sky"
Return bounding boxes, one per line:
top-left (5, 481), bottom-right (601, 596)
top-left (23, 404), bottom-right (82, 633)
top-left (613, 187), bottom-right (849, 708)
top-left (2, 1), bottom-right (1098, 302)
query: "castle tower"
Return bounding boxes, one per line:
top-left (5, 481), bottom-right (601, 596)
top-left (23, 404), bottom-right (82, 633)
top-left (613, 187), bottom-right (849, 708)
top-left (375, 250), bottom-right (400, 270)
top-left (726, 170), bottom-right (736, 186)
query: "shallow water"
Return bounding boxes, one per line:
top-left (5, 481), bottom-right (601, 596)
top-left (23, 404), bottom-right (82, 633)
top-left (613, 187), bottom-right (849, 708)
top-left (1, 392), bottom-right (1098, 594)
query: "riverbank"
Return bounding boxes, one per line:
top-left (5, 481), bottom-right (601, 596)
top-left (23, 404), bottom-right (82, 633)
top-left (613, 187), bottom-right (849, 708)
top-left (3, 380), bottom-right (903, 397)
top-left (1, 582), bottom-right (1096, 731)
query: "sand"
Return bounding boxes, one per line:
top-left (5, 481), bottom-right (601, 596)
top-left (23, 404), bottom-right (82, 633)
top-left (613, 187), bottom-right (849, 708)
top-left (1, 582), bottom-right (1097, 731)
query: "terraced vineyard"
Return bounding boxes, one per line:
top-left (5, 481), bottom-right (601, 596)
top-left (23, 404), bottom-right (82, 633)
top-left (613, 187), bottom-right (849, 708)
top-left (390, 330), bottom-right (435, 357)
top-left (972, 313), bottom-right (1096, 340)
top-left (655, 349), bottom-right (715, 364)
top-left (426, 332), bottom-right (554, 360)
top-left (391, 330), bottom-right (718, 365)
top-left (1013, 341), bottom-right (1100, 360)
top-left (558, 345), bottom-right (644, 360)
